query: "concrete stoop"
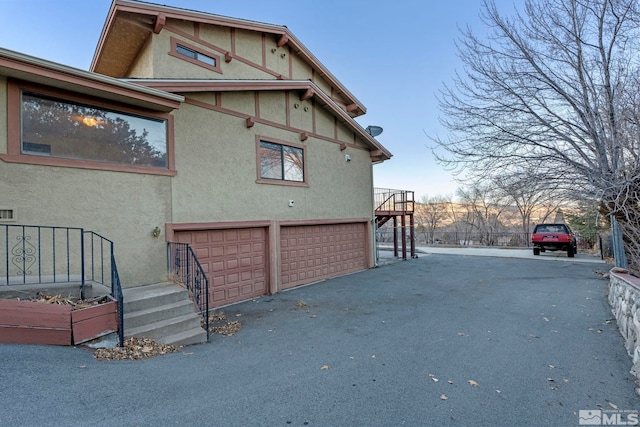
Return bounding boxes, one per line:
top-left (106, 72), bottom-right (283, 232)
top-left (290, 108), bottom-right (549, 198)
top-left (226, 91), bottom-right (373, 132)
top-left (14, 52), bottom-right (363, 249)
top-left (123, 282), bottom-right (207, 346)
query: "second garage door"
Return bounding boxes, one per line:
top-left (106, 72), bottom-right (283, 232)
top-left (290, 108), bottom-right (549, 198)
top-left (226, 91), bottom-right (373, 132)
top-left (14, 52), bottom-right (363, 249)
top-left (175, 228), bottom-right (268, 307)
top-left (280, 223), bottom-right (367, 290)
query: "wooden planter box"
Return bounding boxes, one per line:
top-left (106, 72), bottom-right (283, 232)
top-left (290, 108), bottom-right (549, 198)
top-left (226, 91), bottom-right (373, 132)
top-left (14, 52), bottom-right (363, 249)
top-left (0, 297), bottom-right (118, 346)
top-left (71, 297), bottom-right (118, 344)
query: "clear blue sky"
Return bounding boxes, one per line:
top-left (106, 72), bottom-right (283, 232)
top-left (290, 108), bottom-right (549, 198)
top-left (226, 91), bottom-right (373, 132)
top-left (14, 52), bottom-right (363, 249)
top-left (0, 0), bottom-right (515, 200)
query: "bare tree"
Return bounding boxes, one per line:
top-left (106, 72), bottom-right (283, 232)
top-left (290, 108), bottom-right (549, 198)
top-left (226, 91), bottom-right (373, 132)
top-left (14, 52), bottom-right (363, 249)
top-left (432, 0), bottom-right (640, 269)
top-left (492, 172), bottom-right (565, 235)
top-left (414, 195), bottom-right (451, 244)
top-left (457, 184), bottom-right (508, 245)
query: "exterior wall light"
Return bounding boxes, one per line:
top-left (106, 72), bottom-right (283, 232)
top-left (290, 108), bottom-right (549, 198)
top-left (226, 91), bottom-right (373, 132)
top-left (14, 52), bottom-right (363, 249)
top-left (152, 226), bottom-right (161, 239)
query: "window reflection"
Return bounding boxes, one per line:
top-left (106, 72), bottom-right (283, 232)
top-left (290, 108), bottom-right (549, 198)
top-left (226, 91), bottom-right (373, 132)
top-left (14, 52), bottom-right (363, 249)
top-left (259, 141), bottom-right (304, 182)
top-left (21, 93), bottom-right (168, 168)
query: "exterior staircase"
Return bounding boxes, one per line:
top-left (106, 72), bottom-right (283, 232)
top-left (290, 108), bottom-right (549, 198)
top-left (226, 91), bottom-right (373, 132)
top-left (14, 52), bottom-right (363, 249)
top-left (374, 188), bottom-right (416, 260)
top-left (123, 282), bottom-right (207, 346)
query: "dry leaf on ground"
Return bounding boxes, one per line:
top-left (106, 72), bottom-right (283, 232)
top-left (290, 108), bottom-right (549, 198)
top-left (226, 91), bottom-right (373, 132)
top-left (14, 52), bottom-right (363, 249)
top-left (93, 337), bottom-right (182, 361)
top-left (468, 380), bottom-right (479, 387)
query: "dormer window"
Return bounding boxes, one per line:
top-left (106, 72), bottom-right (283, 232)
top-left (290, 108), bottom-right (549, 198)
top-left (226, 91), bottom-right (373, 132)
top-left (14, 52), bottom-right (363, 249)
top-left (169, 37), bottom-right (221, 73)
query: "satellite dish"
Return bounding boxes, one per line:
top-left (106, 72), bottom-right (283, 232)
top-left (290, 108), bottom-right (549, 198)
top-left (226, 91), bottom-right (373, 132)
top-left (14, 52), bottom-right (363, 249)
top-left (365, 125), bottom-right (383, 137)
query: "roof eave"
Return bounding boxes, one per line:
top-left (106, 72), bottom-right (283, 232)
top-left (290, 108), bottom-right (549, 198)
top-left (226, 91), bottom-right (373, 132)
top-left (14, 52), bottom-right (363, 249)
top-left (0, 47), bottom-right (183, 112)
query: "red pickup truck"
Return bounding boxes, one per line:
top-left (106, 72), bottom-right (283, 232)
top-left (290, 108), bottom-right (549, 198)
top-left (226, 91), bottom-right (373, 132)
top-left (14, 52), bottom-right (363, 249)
top-left (531, 223), bottom-right (577, 257)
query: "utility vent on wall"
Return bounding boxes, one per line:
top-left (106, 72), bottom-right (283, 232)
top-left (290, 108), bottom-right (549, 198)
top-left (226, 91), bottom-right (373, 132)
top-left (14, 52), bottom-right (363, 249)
top-left (0, 209), bottom-right (15, 221)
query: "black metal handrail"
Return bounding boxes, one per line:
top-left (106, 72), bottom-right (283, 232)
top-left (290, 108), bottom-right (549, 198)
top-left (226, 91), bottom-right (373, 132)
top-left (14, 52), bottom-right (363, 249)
top-left (1, 224), bottom-right (124, 346)
top-left (167, 242), bottom-right (210, 341)
top-left (84, 231), bottom-right (124, 346)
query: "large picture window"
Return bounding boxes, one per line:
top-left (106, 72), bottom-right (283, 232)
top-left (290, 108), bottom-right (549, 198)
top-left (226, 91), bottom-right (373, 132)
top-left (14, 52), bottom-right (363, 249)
top-left (259, 141), bottom-right (304, 182)
top-left (20, 93), bottom-right (168, 168)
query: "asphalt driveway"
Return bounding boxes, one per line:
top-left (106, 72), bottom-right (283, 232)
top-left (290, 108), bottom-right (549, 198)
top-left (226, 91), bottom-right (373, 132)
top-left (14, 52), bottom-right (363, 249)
top-left (1, 254), bottom-right (638, 426)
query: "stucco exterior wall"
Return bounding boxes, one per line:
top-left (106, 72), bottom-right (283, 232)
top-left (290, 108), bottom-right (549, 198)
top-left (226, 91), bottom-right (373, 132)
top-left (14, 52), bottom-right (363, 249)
top-left (221, 92), bottom-right (254, 117)
top-left (139, 22), bottom-right (349, 109)
top-left (170, 101), bottom-right (373, 223)
top-left (234, 30), bottom-right (263, 68)
top-left (291, 60), bottom-right (313, 81)
top-left (289, 98), bottom-right (314, 133)
top-left (152, 31), bottom-right (218, 80)
top-left (315, 107), bottom-right (337, 139)
top-left (198, 25), bottom-right (232, 52)
top-left (0, 161), bottom-right (172, 287)
top-left (128, 37), bottom-right (154, 78)
top-left (258, 92), bottom-right (287, 125)
top-left (264, 42), bottom-right (289, 78)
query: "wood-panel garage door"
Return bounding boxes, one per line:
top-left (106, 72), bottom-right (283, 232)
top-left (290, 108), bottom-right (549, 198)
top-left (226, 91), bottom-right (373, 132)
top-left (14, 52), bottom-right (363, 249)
top-left (175, 228), bottom-right (267, 307)
top-left (280, 223), bottom-right (367, 290)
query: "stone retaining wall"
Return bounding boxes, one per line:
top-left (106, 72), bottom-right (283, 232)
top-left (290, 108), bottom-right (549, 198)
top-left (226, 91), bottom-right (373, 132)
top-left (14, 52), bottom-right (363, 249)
top-left (608, 269), bottom-right (640, 393)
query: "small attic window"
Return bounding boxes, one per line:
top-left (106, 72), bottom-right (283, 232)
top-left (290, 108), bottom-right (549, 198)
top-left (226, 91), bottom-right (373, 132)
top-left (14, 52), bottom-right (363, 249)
top-left (170, 37), bottom-right (221, 74)
top-left (176, 45), bottom-right (216, 66)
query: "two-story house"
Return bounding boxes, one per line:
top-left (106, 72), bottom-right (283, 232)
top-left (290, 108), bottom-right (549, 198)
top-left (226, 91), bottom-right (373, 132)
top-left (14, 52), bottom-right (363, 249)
top-left (0, 0), bottom-right (392, 318)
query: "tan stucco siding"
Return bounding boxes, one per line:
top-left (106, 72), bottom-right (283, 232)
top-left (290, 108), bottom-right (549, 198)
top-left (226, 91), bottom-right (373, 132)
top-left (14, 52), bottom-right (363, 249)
top-left (152, 29), bottom-right (275, 80)
top-left (167, 18), bottom-right (195, 36)
top-left (258, 92), bottom-right (287, 125)
top-left (336, 124), bottom-right (354, 145)
top-left (153, 31), bottom-right (220, 79)
top-left (289, 98), bottom-right (314, 133)
top-left (305, 139), bottom-right (374, 218)
top-left (221, 92), bottom-right (254, 117)
top-left (264, 42), bottom-right (289, 78)
top-left (234, 30), bottom-right (263, 68)
top-left (170, 102), bottom-right (373, 223)
top-left (0, 162), bottom-right (172, 287)
top-left (198, 24), bottom-right (232, 52)
top-left (0, 76), bottom-right (6, 154)
top-left (291, 57), bottom-right (313, 81)
top-left (312, 77), bottom-right (333, 101)
top-left (127, 37), bottom-right (154, 78)
top-left (314, 107), bottom-right (336, 139)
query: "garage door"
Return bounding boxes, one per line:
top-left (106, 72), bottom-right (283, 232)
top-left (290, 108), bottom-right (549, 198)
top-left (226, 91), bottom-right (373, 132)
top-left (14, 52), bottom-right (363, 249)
top-left (280, 223), bottom-right (367, 290)
top-left (175, 228), bottom-right (268, 307)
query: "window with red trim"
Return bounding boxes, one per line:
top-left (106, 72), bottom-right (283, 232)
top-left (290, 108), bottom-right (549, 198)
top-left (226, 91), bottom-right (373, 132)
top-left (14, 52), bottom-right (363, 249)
top-left (20, 92), bottom-right (168, 168)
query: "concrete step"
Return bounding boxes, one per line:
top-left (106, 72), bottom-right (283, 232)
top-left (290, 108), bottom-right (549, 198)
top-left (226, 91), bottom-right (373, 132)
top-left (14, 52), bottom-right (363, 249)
top-left (160, 328), bottom-right (208, 346)
top-left (125, 313), bottom-right (204, 342)
top-left (123, 283), bottom-right (189, 313)
top-left (123, 299), bottom-right (197, 330)
top-left (122, 282), bottom-right (207, 346)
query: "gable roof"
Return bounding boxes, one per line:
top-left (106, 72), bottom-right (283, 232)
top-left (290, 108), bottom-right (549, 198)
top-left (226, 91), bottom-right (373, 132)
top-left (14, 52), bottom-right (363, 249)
top-left (124, 78), bottom-right (392, 161)
top-left (91, 0), bottom-right (367, 117)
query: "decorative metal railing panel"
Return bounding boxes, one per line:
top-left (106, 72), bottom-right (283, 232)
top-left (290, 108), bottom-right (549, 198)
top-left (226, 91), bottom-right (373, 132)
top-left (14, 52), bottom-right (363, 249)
top-left (1, 224), bottom-right (124, 346)
top-left (167, 242), bottom-right (209, 341)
